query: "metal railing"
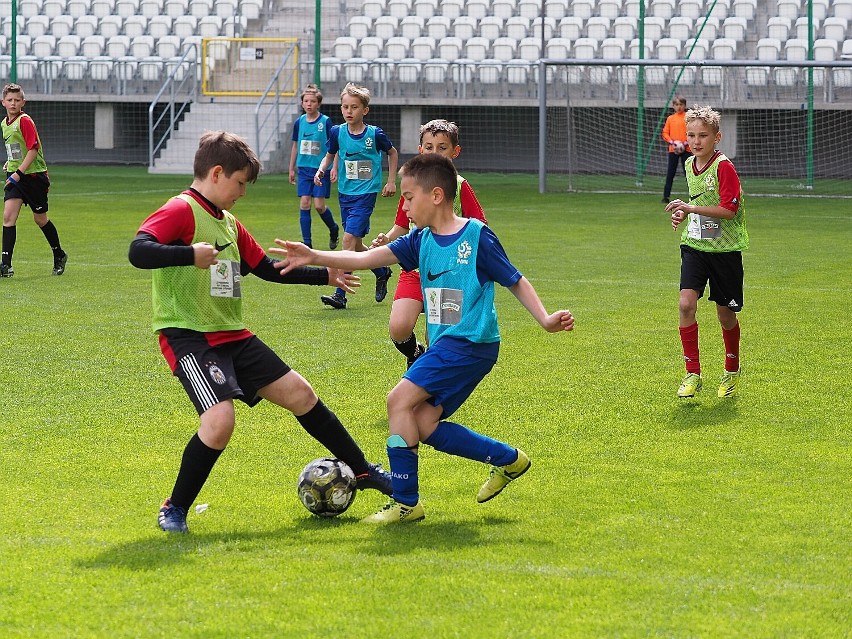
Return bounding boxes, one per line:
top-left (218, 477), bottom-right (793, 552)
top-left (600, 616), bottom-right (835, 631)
top-left (254, 41), bottom-right (299, 166)
top-left (148, 43), bottom-right (199, 170)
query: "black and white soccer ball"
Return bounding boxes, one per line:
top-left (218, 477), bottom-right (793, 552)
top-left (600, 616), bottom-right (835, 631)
top-left (297, 457), bottom-right (358, 517)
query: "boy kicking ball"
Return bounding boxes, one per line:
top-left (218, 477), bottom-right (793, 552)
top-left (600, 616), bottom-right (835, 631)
top-left (271, 153), bottom-right (574, 524)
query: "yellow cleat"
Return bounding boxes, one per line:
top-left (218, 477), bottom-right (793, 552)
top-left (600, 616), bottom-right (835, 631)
top-left (718, 371), bottom-right (740, 398)
top-left (677, 373), bottom-right (703, 398)
top-left (477, 449), bottom-right (531, 503)
top-left (361, 499), bottom-right (425, 524)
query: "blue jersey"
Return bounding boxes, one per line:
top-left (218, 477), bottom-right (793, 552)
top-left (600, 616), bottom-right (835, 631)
top-left (327, 124), bottom-right (393, 195)
top-left (291, 113), bottom-right (331, 169)
top-left (389, 219), bottom-right (521, 354)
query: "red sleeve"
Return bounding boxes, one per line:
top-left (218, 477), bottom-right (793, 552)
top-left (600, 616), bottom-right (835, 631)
top-left (717, 160), bottom-right (742, 214)
top-left (459, 180), bottom-right (487, 223)
top-left (235, 219), bottom-right (268, 269)
top-left (393, 195), bottom-right (410, 227)
top-left (137, 196), bottom-right (196, 245)
top-left (19, 115), bottom-right (40, 150)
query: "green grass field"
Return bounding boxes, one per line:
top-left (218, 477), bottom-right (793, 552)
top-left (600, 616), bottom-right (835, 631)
top-left (1, 166), bottom-right (849, 637)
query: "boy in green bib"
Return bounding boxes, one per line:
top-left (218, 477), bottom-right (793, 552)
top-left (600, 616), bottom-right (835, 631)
top-left (666, 105), bottom-right (749, 399)
top-left (130, 131), bottom-right (392, 533)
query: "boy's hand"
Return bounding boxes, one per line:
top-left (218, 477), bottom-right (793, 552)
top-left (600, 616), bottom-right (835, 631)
top-left (288, 169), bottom-right (295, 184)
top-left (328, 267), bottom-right (360, 293)
top-left (544, 309), bottom-right (575, 333)
top-left (192, 242), bottom-right (219, 268)
top-left (313, 169), bottom-right (325, 186)
top-left (371, 232), bottom-right (389, 248)
top-left (381, 181), bottom-right (397, 197)
top-left (666, 199), bottom-right (689, 230)
top-left (269, 239), bottom-right (313, 276)
top-left (329, 167), bottom-right (338, 183)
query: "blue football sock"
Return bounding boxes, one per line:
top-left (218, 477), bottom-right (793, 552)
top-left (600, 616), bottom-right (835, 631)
top-left (299, 209), bottom-right (312, 245)
top-left (319, 208), bottom-right (337, 231)
top-left (424, 421), bottom-right (516, 466)
top-left (387, 435), bottom-right (419, 506)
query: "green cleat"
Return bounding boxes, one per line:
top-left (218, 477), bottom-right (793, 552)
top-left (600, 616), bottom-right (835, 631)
top-left (477, 449), bottom-right (531, 503)
top-left (717, 371), bottom-right (740, 398)
top-left (362, 499), bottom-right (425, 524)
top-left (677, 373), bottom-right (703, 398)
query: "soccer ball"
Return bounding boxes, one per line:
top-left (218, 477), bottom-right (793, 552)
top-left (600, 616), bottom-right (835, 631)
top-left (673, 140), bottom-right (685, 154)
top-left (297, 457), bottom-right (358, 517)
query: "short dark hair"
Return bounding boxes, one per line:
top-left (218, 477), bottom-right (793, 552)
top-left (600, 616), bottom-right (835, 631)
top-left (193, 131), bottom-right (261, 182)
top-left (400, 153), bottom-right (457, 202)
top-left (301, 83), bottom-right (323, 104)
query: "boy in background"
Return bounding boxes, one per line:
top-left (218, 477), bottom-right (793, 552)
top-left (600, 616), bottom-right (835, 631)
top-left (272, 153), bottom-right (574, 524)
top-left (313, 83), bottom-right (397, 309)
top-left (129, 131), bottom-right (391, 533)
top-left (666, 105), bottom-right (748, 399)
top-left (2, 83), bottom-right (67, 277)
top-left (372, 119), bottom-right (487, 368)
top-left (288, 84), bottom-right (339, 250)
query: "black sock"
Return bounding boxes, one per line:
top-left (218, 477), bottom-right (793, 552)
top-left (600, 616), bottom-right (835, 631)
top-left (296, 399), bottom-right (369, 475)
top-left (40, 221), bottom-right (62, 253)
top-left (1, 226), bottom-right (16, 265)
top-left (392, 332), bottom-right (419, 359)
top-left (169, 433), bottom-right (224, 510)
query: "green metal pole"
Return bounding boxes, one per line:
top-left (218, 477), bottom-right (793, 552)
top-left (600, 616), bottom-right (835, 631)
top-left (635, 1), bottom-right (645, 186)
top-left (11, 0), bottom-right (17, 82)
top-left (806, 0), bottom-right (814, 189)
top-left (314, 0), bottom-right (321, 86)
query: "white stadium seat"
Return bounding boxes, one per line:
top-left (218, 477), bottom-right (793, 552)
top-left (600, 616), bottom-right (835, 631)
top-left (669, 17), bottom-right (693, 42)
top-left (164, 0), bottom-right (188, 18)
top-left (374, 15), bottom-right (398, 40)
top-left (599, 0), bottom-right (622, 20)
top-left (756, 38), bottom-right (782, 61)
top-left (56, 34), bottom-right (81, 57)
top-left (466, 0), bottom-right (489, 20)
top-left (586, 17), bottom-right (611, 42)
top-left (651, 0), bottom-right (676, 20)
top-left (385, 36), bottom-right (410, 61)
top-left (518, 0), bottom-right (541, 19)
top-left (410, 36), bottom-right (435, 61)
top-left (531, 17), bottom-right (556, 41)
top-left (678, 0), bottom-right (703, 20)
top-left (26, 15), bottom-right (50, 38)
top-left (80, 35), bottom-right (106, 57)
top-left (65, 0), bottom-right (87, 18)
top-left (99, 15), bottom-right (124, 39)
top-left (733, 0), bottom-right (757, 20)
top-left (776, 0), bottom-right (800, 20)
top-left (174, 16), bottom-right (199, 39)
top-left (413, 0), bottom-right (438, 19)
top-left (42, 0), bottom-right (65, 19)
top-left (464, 36), bottom-right (489, 62)
top-left (835, 0), bottom-right (852, 20)
top-left (32, 34), bottom-right (56, 58)
top-left (571, 0), bottom-right (595, 20)
top-left (387, 0), bottom-right (411, 19)
top-left (452, 16), bottom-right (477, 41)
top-left (613, 16), bottom-right (636, 41)
top-left (440, 0), bottom-right (464, 20)
top-left (506, 16), bottom-right (530, 41)
top-left (73, 15), bottom-right (99, 38)
top-left (767, 16), bottom-right (792, 41)
top-left (359, 36), bottom-right (383, 60)
top-left (426, 15), bottom-right (451, 40)
top-left (723, 17), bottom-right (748, 41)
top-left (438, 36), bottom-right (463, 61)
top-left (361, 0), bottom-right (385, 19)
top-left (491, 0), bottom-right (516, 20)
top-left (50, 15), bottom-right (74, 37)
top-left (348, 16), bottom-right (372, 40)
top-left (544, 0), bottom-right (569, 20)
top-left (157, 34), bottom-right (182, 58)
top-left (149, 16), bottom-right (174, 40)
top-left (107, 35), bottom-right (131, 58)
top-left (400, 16), bottom-right (425, 40)
top-left (115, 0), bottom-right (137, 18)
top-left (333, 37), bottom-right (357, 60)
top-left (478, 16), bottom-right (504, 42)
top-left (91, 0), bottom-right (116, 18)
top-left (198, 15), bottom-right (223, 37)
top-left (130, 35), bottom-right (155, 58)
top-left (492, 37), bottom-right (517, 62)
top-left (124, 15), bottom-right (149, 39)
top-left (822, 17), bottom-right (848, 42)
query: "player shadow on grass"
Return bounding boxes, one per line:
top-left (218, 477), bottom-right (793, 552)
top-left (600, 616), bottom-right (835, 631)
top-left (668, 398), bottom-right (739, 430)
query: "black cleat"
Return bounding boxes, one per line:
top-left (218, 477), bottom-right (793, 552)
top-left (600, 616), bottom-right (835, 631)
top-left (321, 292), bottom-right (347, 309)
top-left (329, 226), bottom-right (340, 250)
top-left (53, 251), bottom-right (68, 276)
top-left (0, 264), bottom-right (14, 278)
top-left (407, 343), bottom-right (425, 369)
top-left (375, 267), bottom-right (392, 303)
top-left (356, 463), bottom-right (393, 496)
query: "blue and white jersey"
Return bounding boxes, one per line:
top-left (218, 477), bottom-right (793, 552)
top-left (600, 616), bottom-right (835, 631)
top-left (389, 219), bottom-right (522, 352)
top-left (291, 113), bottom-right (331, 169)
top-left (327, 124), bottom-right (393, 195)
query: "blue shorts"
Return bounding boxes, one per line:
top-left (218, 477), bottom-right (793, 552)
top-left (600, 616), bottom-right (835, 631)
top-left (297, 166), bottom-right (331, 198)
top-left (403, 339), bottom-right (497, 419)
top-left (339, 192), bottom-right (378, 238)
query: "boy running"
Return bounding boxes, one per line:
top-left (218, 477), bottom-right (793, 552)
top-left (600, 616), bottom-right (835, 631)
top-left (2, 83), bottom-right (67, 277)
top-left (271, 153), bottom-right (574, 524)
top-left (288, 84), bottom-right (340, 250)
top-left (665, 105), bottom-right (749, 398)
top-left (313, 83), bottom-right (398, 309)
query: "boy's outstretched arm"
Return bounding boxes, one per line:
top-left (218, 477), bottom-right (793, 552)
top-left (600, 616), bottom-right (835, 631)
top-left (269, 239), bottom-right (399, 276)
top-left (508, 277), bottom-right (575, 333)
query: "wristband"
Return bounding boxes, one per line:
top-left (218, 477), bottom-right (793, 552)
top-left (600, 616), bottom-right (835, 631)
top-left (14, 169), bottom-right (24, 179)
top-left (7, 173), bottom-right (18, 184)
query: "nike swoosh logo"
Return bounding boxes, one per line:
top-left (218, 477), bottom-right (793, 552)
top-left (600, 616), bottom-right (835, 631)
top-left (344, 152), bottom-right (361, 159)
top-left (426, 269), bottom-right (453, 282)
top-left (214, 241), bottom-right (233, 251)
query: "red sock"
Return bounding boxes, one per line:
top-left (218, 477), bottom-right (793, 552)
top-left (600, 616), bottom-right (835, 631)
top-left (722, 322), bottom-right (740, 372)
top-left (679, 322), bottom-right (700, 374)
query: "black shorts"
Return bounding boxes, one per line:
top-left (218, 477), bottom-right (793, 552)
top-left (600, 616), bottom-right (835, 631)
top-left (680, 245), bottom-right (744, 312)
top-left (160, 329), bottom-right (291, 415)
top-left (5, 171), bottom-right (50, 214)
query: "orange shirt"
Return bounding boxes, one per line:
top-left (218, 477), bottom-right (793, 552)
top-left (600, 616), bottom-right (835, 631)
top-left (662, 111), bottom-right (690, 153)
